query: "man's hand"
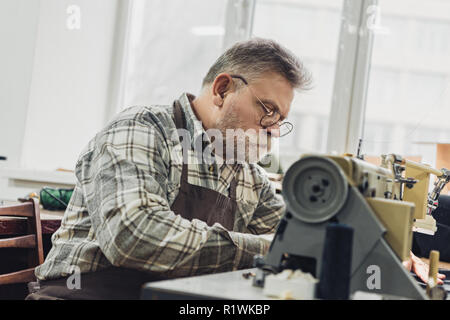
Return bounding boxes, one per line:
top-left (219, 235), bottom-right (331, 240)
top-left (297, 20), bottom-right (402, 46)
top-left (403, 251), bottom-right (446, 285)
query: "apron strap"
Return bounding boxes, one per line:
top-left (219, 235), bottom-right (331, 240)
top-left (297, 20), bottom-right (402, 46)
top-left (229, 177), bottom-right (238, 201)
top-left (173, 100), bottom-right (186, 130)
top-left (173, 100), bottom-right (189, 184)
top-left (172, 98), bottom-right (238, 201)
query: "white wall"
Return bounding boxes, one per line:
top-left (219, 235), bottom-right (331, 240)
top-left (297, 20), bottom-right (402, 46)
top-left (0, 0), bottom-right (41, 167)
top-left (0, 0), bottom-right (122, 201)
top-left (0, 0), bottom-right (41, 201)
top-left (20, 0), bottom-right (120, 171)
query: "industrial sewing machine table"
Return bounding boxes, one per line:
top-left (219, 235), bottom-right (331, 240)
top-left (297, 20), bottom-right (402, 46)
top-left (140, 267), bottom-right (450, 300)
top-left (141, 268), bottom-right (269, 300)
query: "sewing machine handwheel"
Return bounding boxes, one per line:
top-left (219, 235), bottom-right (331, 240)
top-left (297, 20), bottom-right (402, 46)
top-left (282, 156), bottom-right (348, 223)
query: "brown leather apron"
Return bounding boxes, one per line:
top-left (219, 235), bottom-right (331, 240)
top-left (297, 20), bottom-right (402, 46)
top-left (170, 99), bottom-right (237, 230)
top-left (26, 99), bottom-right (238, 300)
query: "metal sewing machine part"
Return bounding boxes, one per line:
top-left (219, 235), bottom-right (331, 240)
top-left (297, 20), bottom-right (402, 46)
top-left (380, 154), bottom-right (450, 235)
top-left (426, 250), bottom-right (439, 296)
top-left (254, 154), bottom-right (432, 300)
top-left (425, 167), bottom-right (450, 214)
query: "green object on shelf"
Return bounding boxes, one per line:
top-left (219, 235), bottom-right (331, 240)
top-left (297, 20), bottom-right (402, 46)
top-left (40, 187), bottom-right (74, 211)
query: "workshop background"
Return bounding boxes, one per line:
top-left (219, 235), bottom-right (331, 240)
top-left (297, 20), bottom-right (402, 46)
top-left (1, 0), bottom-right (450, 201)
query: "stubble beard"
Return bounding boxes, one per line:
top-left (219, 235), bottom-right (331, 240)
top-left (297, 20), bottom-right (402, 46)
top-left (213, 109), bottom-right (271, 164)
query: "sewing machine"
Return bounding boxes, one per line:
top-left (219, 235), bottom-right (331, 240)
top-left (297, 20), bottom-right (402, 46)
top-left (141, 153), bottom-right (450, 300)
top-left (394, 156), bottom-right (450, 235)
top-left (253, 153), bottom-right (450, 300)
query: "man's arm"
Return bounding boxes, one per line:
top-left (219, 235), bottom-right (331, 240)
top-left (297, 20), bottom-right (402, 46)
top-left (79, 119), bottom-right (266, 277)
top-left (246, 167), bottom-right (285, 235)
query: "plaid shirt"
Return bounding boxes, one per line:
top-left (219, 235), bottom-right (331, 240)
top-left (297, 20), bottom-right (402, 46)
top-left (35, 93), bottom-right (285, 281)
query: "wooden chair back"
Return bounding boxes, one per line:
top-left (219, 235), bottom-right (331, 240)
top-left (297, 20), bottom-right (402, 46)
top-left (0, 198), bottom-right (44, 285)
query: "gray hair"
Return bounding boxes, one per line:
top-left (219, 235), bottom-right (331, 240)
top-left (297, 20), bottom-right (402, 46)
top-left (202, 38), bottom-right (312, 90)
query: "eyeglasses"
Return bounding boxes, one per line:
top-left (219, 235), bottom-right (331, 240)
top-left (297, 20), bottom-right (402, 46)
top-left (230, 75), bottom-right (293, 137)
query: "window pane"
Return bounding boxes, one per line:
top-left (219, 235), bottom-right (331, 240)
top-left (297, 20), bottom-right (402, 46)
top-left (252, 0), bottom-right (343, 170)
top-left (363, 0), bottom-right (450, 188)
top-left (122, 0), bottom-right (227, 107)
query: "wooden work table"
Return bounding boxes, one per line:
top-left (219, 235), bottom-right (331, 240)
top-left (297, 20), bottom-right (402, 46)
top-left (0, 203), bottom-right (64, 299)
top-left (0, 202), bottom-right (64, 265)
top-left (0, 204), bottom-right (63, 235)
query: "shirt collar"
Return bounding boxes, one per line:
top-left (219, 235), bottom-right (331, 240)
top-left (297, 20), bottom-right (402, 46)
top-left (178, 93), bottom-right (205, 147)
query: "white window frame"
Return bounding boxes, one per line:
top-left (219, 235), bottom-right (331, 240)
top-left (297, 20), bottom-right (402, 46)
top-left (109, 0), bottom-right (377, 157)
top-left (326, 0), bottom-right (378, 155)
top-left (104, 0), bottom-right (134, 123)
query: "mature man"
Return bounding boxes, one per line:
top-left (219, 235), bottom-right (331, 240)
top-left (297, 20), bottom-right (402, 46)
top-left (26, 38), bottom-right (439, 300)
top-left (27, 38), bottom-right (310, 300)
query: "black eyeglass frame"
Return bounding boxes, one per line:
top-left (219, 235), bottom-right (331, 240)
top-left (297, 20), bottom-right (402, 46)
top-left (229, 74), bottom-right (293, 137)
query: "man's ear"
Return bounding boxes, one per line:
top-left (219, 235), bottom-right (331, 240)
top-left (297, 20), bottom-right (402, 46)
top-left (212, 73), bottom-right (233, 107)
